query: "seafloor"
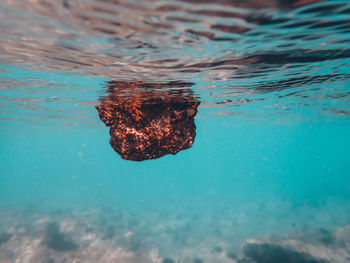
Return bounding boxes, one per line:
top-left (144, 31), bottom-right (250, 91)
top-left (1, 204), bottom-right (349, 263)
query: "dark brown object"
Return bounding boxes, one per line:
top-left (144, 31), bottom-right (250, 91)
top-left (96, 81), bottom-right (200, 161)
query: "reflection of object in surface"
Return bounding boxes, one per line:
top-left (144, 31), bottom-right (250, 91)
top-left (96, 81), bottom-right (200, 161)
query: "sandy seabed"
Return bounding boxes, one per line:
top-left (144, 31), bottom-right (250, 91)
top-left (0, 203), bottom-right (349, 263)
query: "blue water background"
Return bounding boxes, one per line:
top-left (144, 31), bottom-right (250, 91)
top-left (1, 68), bottom-right (350, 238)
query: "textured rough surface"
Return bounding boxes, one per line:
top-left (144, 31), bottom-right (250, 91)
top-left (1, 205), bottom-right (350, 263)
top-left (96, 81), bottom-right (200, 161)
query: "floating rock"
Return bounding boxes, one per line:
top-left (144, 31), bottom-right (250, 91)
top-left (96, 81), bottom-right (200, 161)
top-left (42, 222), bottom-right (78, 251)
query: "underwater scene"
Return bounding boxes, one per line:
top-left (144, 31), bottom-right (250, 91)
top-left (1, 0), bottom-right (350, 262)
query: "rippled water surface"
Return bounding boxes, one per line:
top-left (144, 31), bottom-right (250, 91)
top-left (1, 0), bottom-right (350, 262)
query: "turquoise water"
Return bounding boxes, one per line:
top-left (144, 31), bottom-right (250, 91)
top-left (1, 0), bottom-right (350, 262)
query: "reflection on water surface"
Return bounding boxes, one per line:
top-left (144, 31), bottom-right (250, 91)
top-left (1, 0), bottom-right (350, 118)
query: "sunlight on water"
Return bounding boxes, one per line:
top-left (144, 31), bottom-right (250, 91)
top-left (1, 0), bottom-right (350, 262)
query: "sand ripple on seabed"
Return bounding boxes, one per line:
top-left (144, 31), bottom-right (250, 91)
top-left (0, 207), bottom-right (350, 263)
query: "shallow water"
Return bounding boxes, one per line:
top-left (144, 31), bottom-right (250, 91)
top-left (1, 0), bottom-right (350, 262)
